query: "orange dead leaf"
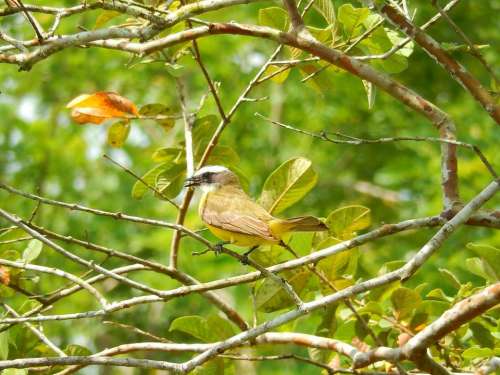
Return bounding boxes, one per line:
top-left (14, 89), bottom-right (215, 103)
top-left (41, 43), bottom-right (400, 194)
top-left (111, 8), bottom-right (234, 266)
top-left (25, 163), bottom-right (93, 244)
top-left (66, 92), bottom-right (138, 125)
top-left (0, 266), bottom-right (10, 285)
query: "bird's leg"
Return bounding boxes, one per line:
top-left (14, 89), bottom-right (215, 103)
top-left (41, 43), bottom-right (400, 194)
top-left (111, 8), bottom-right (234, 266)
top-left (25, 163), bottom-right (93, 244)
top-left (279, 240), bottom-right (300, 258)
top-left (241, 245), bottom-right (259, 265)
top-left (214, 241), bottom-right (229, 255)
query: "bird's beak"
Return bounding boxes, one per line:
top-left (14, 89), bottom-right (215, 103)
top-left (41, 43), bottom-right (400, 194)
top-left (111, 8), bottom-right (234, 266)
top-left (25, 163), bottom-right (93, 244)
top-left (184, 175), bottom-right (201, 188)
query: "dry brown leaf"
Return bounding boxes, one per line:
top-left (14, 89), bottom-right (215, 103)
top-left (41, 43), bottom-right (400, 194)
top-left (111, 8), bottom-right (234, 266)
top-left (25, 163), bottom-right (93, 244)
top-left (0, 266), bottom-right (10, 286)
top-left (66, 92), bottom-right (138, 125)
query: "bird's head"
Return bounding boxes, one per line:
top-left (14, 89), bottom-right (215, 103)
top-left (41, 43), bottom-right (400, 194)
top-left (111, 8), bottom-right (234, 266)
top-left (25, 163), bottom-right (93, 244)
top-left (184, 165), bottom-right (239, 192)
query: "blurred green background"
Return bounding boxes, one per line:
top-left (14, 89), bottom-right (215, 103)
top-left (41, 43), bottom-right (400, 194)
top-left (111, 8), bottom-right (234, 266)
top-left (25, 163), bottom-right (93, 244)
top-left (0, 0), bottom-right (498, 373)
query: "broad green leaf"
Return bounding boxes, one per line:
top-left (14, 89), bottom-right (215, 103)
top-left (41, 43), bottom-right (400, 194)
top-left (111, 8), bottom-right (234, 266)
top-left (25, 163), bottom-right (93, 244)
top-left (255, 268), bottom-right (310, 312)
top-left (315, 237), bottom-right (358, 282)
top-left (358, 301), bottom-right (383, 316)
top-left (156, 162), bottom-right (186, 199)
top-left (22, 239), bottom-right (42, 263)
top-left (261, 65), bottom-right (290, 84)
top-left (337, 4), bottom-right (369, 38)
top-left (94, 11), bottom-right (121, 29)
top-left (139, 103), bottom-right (177, 129)
top-left (107, 120), bottom-right (130, 147)
top-left (299, 63), bottom-right (338, 95)
top-left (192, 115), bottom-right (218, 154)
top-left (391, 287), bottom-right (421, 320)
top-left (170, 315), bottom-right (211, 342)
top-left (465, 257), bottom-right (497, 282)
top-left (0, 331), bottom-right (8, 360)
top-left (258, 157), bottom-right (318, 215)
top-left (326, 205), bottom-right (370, 239)
top-left (462, 347), bottom-right (493, 359)
top-left (152, 147), bottom-right (183, 163)
top-left (308, 25), bottom-right (335, 45)
top-left (206, 315), bottom-right (236, 340)
top-left (409, 312), bottom-right (428, 331)
top-left (466, 243), bottom-right (500, 280)
top-left (132, 163), bottom-right (170, 199)
top-left (249, 245), bottom-right (287, 267)
top-left (386, 29), bottom-right (414, 57)
top-left (419, 300), bottom-right (449, 317)
top-left (193, 358), bottom-right (224, 375)
top-left (470, 322), bottom-right (495, 348)
top-left (426, 288), bottom-right (452, 302)
top-left (1, 370), bottom-right (28, 375)
top-left (258, 7), bottom-right (288, 30)
top-left (314, 0), bottom-right (335, 25)
top-left (205, 146), bottom-right (240, 166)
top-left (65, 344), bottom-right (92, 356)
top-left (165, 63), bottom-right (184, 78)
top-left (438, 268), bottom-right (461, 289)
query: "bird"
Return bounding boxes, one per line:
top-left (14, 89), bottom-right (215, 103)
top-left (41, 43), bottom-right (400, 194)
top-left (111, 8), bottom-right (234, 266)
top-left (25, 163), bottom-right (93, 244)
top-left (185, 165), bottom-right (328, 256)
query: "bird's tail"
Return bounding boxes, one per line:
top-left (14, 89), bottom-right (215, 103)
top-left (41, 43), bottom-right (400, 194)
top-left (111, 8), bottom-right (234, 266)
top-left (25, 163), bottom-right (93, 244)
top-left (274, 216), bottom-right (328, 233)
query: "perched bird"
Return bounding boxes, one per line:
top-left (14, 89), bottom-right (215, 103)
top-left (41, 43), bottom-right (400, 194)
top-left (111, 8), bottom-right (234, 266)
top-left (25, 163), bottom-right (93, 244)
top-left (185, 166), bottom-right (327, 255)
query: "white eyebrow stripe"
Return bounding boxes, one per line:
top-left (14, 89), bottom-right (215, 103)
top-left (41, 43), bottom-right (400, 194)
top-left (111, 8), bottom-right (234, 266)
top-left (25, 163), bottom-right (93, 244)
top-left (194, 165), bottom-right (229, 176)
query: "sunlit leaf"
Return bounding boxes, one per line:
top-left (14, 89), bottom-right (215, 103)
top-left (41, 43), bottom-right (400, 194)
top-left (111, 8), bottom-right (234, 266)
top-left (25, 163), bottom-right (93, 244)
top-left (326, 205), bottom-right (370, 239)
top-left (64, 344), bottom-right (92, 356)
top-left (262, 65), bottom-right (290, 84)
top-left (337, 4), bottom-right (369, 38)
top-left (193, 358), bottom-right (224, 375)
top-left (22, 239), bottom-right (42, 263)
top-left (361, 80), bottom-right (376, 109)
top-left (156, 162), bottom-right (186, 199)
top-left (94, 11), bottom-right (121, 29)
top-left (66, 92), bottom-right (138, 125)
top-left (258, 7), bottom-right (288, 30)
top-left (259, 157), bottom-right (318, 215)
top-left (314, 237), bottom-right (358, 283)
top-left (0, 331), bottom-right (8, 360)
top-left (470, 322), bottom-right (495, 348)
top-left (314, 0), bottom-right (335, 26)
top-left (132, 163), bottom-right (170, 199)
top-left (391, 287), bottom-right (421, 320)
top-left (466, 242), bottom-right (500, 280)
top-left (465, 257), bottom-right (497, 282)
top-left (462, 347), bottom-right (493, 359)
top-left (438, 268), bottom-right (461, 289)
top-left (107, 120), bottom-right (131, 148)
top-left (139, 103), bottom-right (177, 129)
top-left (255, 268), bottom-right (310, 312)
top-left (152, 147), bottom-right (184, 163)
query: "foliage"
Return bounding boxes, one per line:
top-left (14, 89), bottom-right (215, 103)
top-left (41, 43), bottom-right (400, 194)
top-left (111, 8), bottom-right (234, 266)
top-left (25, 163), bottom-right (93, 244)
top-left (0, 0), bottom-right (498, 374)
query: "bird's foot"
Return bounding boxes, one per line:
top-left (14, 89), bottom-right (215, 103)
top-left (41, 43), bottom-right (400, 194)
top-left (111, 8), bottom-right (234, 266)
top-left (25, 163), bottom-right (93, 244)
top-left (214, 241), bottom-right (228, 255)
top-left (241, 245), bottom-right (259, 265)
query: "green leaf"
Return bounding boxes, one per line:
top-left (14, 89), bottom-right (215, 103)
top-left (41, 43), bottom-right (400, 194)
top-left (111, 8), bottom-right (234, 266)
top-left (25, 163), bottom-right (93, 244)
top-left (22, 239), bottom-right (42, 263)
top-left (438, 268), bottom-right (461, 289)
top-left (152, 147), bottom-right (184, 163)
top-left (1, 370), bottom-right (28, 375)
top-left (94, 11), bottom-right (121, 29)
top-left (358, 301), bottom-right (383, 316)
top-left (315, 237), bottom-right (358, 282)
top-left (206, 315), bottom-right (236, 340)
top-left (139, 103), bottom-right (177, 130)
top-left (326, 205), bottom-right (370, 239)
top-left (258, 7), bottom-right (288, 30)
top-left (192, 115), bottom-right (218, 154)
top-left (470, 322), bottom-right (495, 348)
top-left (193, 358), bottom-right (225, 375)
top-left (466, 243), bottom-right (500, 280)
top-left (337, 4), bottom-right (369, 38)
top-left (170, 315), bottom-right (211, 342)
top-left (107, 120), bottom-right (131, 148)
top-left (261, 65), bottom-right (290, 84)
top-left (255, 268), bottom-right (310, 312)
top-left (258, 157), bottom-right (318, 215)
top-left (462, 347), bottom-right (493, 359)
top-left (156, 162), bottom-right (186, 199)
top-left (205, 146), bottom-right (240, 166)
top-left (64, 344), bottom-right (92, 356)
top-left (465, 257), bottom-right (497, 282)
top-left (426, 288), bottom-right (452, 302)
top-left (165, 63), bottom-right (184, 78)
top-left (131, 163), bottom-right (170, 200)
top-left (0, 331), bottom-right (8, 360)
top-left (391, 287), bottom-right (421, 320)
top-left (314, 0), bottom-right (336, 25)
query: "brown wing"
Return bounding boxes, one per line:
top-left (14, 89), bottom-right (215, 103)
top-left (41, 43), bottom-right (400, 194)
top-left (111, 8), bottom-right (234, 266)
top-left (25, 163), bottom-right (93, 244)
top-left (201, 186), bottom-right (276, 241)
